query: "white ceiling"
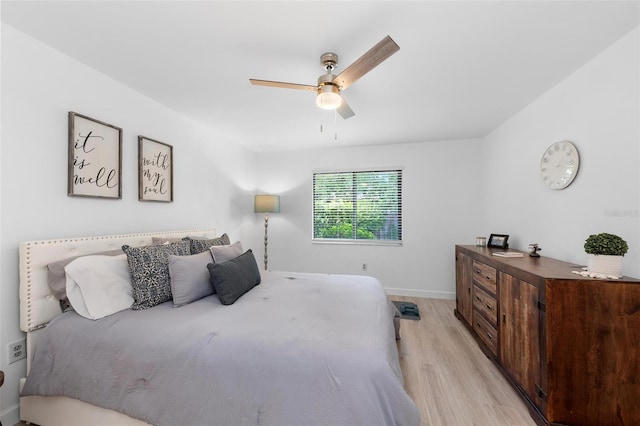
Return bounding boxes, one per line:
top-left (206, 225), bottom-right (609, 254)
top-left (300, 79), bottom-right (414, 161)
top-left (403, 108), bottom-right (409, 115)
top-left (2, 1), bottom-right (638, 152)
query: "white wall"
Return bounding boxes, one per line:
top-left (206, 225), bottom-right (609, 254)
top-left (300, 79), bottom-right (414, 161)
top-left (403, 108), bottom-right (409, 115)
top-left (0, 24), bottom-right (257, 424)
top-left (252, 139), bottom-right (484, 298)
top-left (481, 26), bottom-right (639, 278)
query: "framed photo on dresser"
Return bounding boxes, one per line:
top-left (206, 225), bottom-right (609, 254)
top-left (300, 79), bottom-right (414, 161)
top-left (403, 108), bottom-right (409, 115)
top-left (487, 233), bottom-right (509, 249)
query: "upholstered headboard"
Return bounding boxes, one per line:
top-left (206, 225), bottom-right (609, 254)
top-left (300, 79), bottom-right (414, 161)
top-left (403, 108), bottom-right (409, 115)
top-left (19, 228), bottom-right (217, 371)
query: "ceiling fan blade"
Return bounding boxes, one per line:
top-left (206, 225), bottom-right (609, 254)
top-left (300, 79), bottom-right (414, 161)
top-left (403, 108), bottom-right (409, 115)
top-left (337, 96), bottom-right (355, 119)
top-left (249, 79), bottom-right (317, 92)
top-left (333, 35), bottom-right (400, 90)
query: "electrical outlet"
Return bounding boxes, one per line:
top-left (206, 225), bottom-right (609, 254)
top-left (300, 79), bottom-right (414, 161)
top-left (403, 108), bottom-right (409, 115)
top-left (8, 338), bottom-right (26, 364)
top-left (362, 263), bottom-right (368, 271)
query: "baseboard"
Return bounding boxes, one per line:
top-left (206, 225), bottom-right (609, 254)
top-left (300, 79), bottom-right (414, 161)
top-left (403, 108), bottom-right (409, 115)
top-left (384, 287), bottom-right (455, 300)
top-left (1, 402), bottom-right (20, 426)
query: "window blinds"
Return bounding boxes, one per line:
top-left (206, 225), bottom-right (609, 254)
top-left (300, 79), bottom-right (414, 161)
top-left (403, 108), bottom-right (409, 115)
top-left (313, 169), bottom-right (402, 243)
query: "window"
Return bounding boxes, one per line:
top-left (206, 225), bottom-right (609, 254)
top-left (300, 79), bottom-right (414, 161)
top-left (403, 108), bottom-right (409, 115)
top-left (313, 169), bottom-right (402, 244)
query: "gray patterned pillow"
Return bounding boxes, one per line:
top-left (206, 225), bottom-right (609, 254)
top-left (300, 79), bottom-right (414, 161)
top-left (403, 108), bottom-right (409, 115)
top-left (122, 240), bottom-right (191, 310)
top-left (184, 233), bottom-right (230, 254)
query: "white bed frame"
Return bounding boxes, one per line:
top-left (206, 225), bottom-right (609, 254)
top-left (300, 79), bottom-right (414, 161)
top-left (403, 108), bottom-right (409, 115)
top-left (18, 228), bottom-right (217, 426)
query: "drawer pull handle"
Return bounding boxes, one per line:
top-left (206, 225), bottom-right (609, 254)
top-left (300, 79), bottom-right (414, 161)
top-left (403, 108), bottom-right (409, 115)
top-left (487, 332), bottom-right (493, 340)
top-left (486, 275), bottom-right (491, 280)
top-left (502, 313), bottom-right (506, 324)
top-left (476, 296), bottom-right (481, 301)
top-left (486, 304), bottom-right (492, 310)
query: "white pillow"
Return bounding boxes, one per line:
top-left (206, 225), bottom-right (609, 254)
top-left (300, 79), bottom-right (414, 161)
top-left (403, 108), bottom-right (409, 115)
top-left (65, 254), bottom-right (133, 320)
top-left (210, 241), bottom-right (244, 263)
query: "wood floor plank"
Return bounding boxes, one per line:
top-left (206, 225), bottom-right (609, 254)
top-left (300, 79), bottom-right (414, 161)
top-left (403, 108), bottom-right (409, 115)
top-left (393, 296), bottom-right (536, 426)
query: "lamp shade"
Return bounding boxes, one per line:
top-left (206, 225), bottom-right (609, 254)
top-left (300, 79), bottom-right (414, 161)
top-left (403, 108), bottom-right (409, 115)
top-left (254, 195), bottom-right (280, 213)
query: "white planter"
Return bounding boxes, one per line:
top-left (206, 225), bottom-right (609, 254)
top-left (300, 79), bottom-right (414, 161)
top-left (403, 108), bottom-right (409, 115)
top-left (587, 254), bottom-right (624, 278)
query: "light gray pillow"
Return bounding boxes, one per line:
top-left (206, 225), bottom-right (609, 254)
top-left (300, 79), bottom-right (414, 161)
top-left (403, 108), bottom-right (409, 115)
top-left (168, 251), bottom-right (215, 307)
top-left (210, 241), bottom-right (244, 263)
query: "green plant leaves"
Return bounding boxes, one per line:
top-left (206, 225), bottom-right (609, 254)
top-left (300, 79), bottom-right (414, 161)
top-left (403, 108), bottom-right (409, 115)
top-left (584, 233), bottom-right (629, 256)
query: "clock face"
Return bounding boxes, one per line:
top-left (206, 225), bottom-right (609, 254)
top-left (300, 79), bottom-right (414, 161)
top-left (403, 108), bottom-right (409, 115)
top-left (540, 141), bottom-right (580, 190)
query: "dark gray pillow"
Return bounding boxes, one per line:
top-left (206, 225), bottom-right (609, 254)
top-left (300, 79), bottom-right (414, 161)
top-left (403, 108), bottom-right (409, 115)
top-left (207, 249), bottom-right (261, 305)
top-left (185, 233), bottom-right (230, 254)
top-left (168, 250), bottom-right (215, 307)
top-left (122, 240), bottom-right (191, 310)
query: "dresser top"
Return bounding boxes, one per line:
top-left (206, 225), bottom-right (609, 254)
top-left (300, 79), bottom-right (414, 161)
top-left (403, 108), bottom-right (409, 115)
top-left (456, 245), bottom-right (640, 282)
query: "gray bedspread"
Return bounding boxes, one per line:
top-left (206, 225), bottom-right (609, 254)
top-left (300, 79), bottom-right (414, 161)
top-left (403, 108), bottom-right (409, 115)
top-left (22, 271), bottom-right (420, 426)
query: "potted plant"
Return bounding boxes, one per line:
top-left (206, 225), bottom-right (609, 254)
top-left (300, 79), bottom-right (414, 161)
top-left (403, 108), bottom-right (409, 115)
top-left (584, 232), bottom-right (628, 277)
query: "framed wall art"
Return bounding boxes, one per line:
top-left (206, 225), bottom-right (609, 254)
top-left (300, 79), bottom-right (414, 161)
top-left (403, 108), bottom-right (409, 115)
top-left (68, 112), bottom-right (122, 198)
top-left (138, 136), bottom-right (173, 202)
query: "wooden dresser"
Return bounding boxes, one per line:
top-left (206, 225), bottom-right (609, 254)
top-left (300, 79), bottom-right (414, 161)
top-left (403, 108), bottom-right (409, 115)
top-left (455, 245), bottom-right (640, 426)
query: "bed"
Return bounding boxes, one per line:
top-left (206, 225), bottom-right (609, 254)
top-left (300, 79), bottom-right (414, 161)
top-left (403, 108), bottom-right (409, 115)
top-left (18, 228), bottom-right (420, 426)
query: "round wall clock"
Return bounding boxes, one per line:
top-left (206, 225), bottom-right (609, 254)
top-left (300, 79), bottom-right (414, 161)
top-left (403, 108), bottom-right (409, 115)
top-left (540, 140), bottom-right (580, 190)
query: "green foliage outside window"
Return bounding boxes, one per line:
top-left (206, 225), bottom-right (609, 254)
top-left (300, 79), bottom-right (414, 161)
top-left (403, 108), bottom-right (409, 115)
top-left (313, 170), bottom-right (402, 242)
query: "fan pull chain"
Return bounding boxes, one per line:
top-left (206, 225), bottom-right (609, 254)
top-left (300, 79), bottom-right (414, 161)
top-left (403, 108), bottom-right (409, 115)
top-left (319, 110), bottom-right (338, 140)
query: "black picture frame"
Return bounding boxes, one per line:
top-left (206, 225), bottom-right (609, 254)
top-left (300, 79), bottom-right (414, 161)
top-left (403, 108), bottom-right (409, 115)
top-left (488, 234), bottom-right (509, 249)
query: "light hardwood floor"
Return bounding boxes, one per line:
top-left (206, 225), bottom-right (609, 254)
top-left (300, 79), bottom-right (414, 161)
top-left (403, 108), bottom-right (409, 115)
top-left (16, 297), bottom-right (535, 426)
top-left (394, 296), bottom-right (536, 426)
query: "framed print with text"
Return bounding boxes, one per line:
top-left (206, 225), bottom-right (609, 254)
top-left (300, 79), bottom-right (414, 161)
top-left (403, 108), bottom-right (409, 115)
top-left (68, 112), bottom-right (122, 199)
top-left (138, 136), bottom-right (173, 202)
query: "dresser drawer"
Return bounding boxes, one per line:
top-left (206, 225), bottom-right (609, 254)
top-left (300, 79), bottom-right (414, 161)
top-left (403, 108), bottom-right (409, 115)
top-left (473, 260), bottom-right (497, 294)
top-left (473, 313), bottom-right (498, 356)
top-left (473, 284), bottom-right (497, 327)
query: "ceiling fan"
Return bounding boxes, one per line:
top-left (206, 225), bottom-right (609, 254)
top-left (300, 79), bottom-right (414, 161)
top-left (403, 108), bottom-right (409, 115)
top-left (249, 35), bottom-right (400, 119)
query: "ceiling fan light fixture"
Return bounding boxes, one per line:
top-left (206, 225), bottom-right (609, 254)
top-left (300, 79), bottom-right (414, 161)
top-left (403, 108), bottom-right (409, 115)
top-left (250, 36), bottom-right (399, 120)
top-left (316, 84), bottom-right (342, 110)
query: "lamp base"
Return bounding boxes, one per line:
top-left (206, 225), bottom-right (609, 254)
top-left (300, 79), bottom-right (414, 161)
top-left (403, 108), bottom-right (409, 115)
top-left (263, 212), bottom-right (269, 270)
